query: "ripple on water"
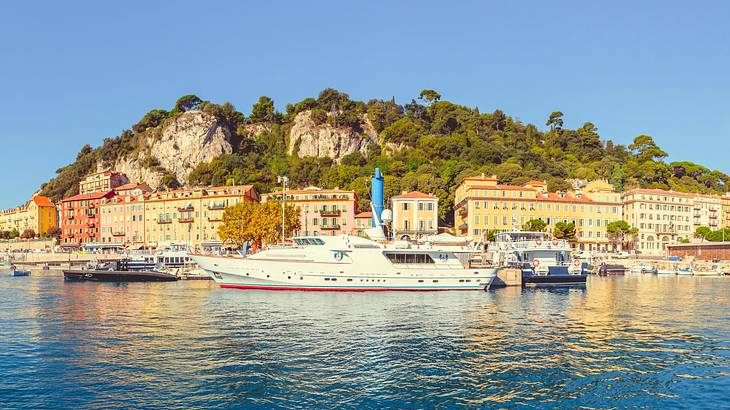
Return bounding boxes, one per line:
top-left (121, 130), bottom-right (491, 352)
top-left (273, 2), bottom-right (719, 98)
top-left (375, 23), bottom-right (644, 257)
top-left (0, 273), bottom-right (728, 409)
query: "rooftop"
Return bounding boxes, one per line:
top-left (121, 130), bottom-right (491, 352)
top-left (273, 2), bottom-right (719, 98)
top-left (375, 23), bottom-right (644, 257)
top-left (391, 191), bottom-right (438, 200)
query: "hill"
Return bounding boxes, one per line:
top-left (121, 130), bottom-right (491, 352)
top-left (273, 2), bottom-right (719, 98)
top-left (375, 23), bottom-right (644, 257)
top-left (40, 89), bottom-right (730, 225)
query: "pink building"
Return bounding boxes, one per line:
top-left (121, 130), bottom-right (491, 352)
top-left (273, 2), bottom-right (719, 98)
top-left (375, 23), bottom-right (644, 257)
top-left (261, 187), bottom-right (358, 236)
top-left (99, 194), bottom-right (146, 245)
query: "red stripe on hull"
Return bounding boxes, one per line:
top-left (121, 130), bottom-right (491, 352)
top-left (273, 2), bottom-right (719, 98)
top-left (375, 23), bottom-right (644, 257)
top-left (219, 284), bottom-right (478, 292)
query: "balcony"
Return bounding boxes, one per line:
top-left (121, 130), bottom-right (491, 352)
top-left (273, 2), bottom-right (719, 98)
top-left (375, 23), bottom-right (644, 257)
top-left (319, 209), bottom-right (341, 217)
top-left (157, 219), bottom-right (172, 224)
top-left (86, 223), bottom-right (96, 228)
top-left (178, 205), bottom-right (194, 212)
top-left (321, 224), bottom-right (341, 230)
top-left (179, 217), bottom-right (194, 223)
top-left (207, 203), bottom-right (226, 210)
top-left (208, 217), bottom-right (223, 222)
top-left (112, 231), bottom-right (125, 237)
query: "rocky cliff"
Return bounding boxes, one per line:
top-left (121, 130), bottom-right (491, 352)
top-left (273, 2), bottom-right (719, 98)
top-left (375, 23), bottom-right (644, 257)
top-left (101, 111), bottom-right (234, 189)
top-left (287, 110), bottom-right (380, 162)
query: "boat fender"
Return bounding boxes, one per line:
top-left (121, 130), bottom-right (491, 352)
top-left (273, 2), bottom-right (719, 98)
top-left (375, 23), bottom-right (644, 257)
top-left (532, 259), bottom-right (540, 268)
top-left (535, 238), bottom-right (543, 246)
top-left (573, 259), bottom-right (581, 267)
top-left (552, 239), bottom-right (559, 246)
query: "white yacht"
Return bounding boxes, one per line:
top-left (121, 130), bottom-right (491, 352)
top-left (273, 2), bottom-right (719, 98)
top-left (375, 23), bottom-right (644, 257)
top-left (125, 244), bottom-right (193, 271)
top-left (487, 231), bottom-right (587, 285)
top-left (192, 235), bottom-right (497, 291)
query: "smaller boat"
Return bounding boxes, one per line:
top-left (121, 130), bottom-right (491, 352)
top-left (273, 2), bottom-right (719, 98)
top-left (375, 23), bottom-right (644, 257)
top-left (63, 261), bottom-right (178, 282)
top-left (676, 266), bottom-right (693, 275)
top-left (598, 263), bottom-right (627, 276)
top-left (8, 268), bottom-right (31, 277)
top-left (3, 261), bottom-right (30, 277)
top-left (656, 269), bottom-right (677, 275)
top-left (693, 267), bottom-right (721, 276)
top-left (630, 264), bottom-right (657, 274)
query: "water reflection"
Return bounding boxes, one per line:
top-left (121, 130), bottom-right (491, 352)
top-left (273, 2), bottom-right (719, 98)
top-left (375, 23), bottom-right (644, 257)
top-left (0, 272), bottom-right (728, 408)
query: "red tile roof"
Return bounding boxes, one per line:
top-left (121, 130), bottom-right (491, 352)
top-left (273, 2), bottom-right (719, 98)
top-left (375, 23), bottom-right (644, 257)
top-left (468, 185), bottom-right (533, 191)
top-left (115, 182), bottom-right (152, 192)
top-left (61, 191), bottom-right (115, 202)
top-left (32, 196), bottom-right (55, 207)
top-left (391, 191), bottom-right (437, 200)
top-left (535, 192), bottom-right (594, 203)
top-left (355, 211), bottom-right (372, 218)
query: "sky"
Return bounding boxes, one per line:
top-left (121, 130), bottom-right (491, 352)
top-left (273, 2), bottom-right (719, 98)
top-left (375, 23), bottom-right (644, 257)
top-left (1, 0), bottom-right (728, 208)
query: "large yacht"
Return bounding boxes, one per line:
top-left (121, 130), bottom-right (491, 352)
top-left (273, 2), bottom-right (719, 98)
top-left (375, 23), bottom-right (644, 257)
top-left (487, 231), bottom-right (587, 285)
top-left (192, 235), bottom-right (497, 291)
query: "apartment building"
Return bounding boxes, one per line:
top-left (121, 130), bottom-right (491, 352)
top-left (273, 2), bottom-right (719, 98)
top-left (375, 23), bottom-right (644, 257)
top-left (0, 195), bottom-right (58, 236)
top-left (60, 191), bottom-right (116, 245)
top-left (391, 191), bottom-right (439, 240)
top-left (261, 187), bottom-right (358, 236)
top-left (99, 194), bottom-right (147, 245)
top-left (79, 170), bottom-right (128, 195)
top-left (354, 211), bottom-right (373, 237)
top-left (144, 185), bottom-right (258, 247)
top-left (454, 175), bottom-right (623, 251)
top-left (622, 188), bottom-right (730, 255)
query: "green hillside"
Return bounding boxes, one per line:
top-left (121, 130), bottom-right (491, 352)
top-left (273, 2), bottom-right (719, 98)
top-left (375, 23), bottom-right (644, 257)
top-left (41, 89), bottom-right (730, 225)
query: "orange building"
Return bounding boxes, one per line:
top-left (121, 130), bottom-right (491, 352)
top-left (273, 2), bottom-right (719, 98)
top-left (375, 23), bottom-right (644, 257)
top-left (60, 191), bottom-right (116, 245)
top-left (261, 187), bottom-right (358, 236)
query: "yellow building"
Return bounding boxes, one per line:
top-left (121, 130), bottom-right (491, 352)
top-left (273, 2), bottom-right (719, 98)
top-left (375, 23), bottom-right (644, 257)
top-left (390, 191), bottom-right (439, 240)
top-left (622, 188), bottom-right (730, 255)
top-left (0, 196), bottom-right (58, 237)
top-left (79, 170), bottom-right (128, 195)
top-left (143, 185), bottom-right (258, 248)
top-left (454, 175), bottom-right (622, 251)
top-left (261, 187), bottom-right (358, 236)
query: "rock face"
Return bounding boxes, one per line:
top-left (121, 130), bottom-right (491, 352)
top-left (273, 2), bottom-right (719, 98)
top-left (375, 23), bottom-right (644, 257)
top-left (100, 111), bottom-right (233, 189)
top-left (288, 110), bottom-right (380, 162)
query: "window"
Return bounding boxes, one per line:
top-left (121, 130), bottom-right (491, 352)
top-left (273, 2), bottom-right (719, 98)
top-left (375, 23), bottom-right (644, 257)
top-left (384, 253), bottom-right (436, 264)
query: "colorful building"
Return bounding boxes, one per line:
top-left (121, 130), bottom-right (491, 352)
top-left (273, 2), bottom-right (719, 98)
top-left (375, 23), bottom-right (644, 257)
top-left (261, 187), bottom-right (358, 236)
top-left (390, 191), bottom-right (439, 240)
top-left (60, 191), bottom-right (116, 246)
top-left (454, 175), bottom-right (623, 251)
top-left (354, 211), bottom-right (373, 237)
top-left (622, 188), bottom-right (730, 255)
top-left (144, 185), bottom-right (258, 247)
top-left (0, 195), bottom-right (58, 237)
top-left (79, 170), bottom-right (129, 195)
top-left (99, 194), bottom-right (147, 245)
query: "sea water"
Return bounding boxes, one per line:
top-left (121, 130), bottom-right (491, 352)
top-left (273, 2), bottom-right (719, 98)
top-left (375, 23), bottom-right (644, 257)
top-left (0, 272), bottom-right (728, 409)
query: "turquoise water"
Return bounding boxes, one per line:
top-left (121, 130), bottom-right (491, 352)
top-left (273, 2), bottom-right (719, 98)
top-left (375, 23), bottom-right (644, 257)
top-left (1, 272), bottom-right (728, 409)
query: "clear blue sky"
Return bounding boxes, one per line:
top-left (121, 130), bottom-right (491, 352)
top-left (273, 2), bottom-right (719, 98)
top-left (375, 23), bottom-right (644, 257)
top-left (1, 1), bottom-right (728, 208)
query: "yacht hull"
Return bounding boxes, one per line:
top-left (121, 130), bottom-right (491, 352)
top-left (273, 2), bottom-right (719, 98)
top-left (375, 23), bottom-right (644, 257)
top-left (193, 255), bottom-right (496, 291)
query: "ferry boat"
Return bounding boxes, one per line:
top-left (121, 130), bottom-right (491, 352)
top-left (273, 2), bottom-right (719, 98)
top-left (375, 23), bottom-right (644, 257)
top-left (487, 232), bottom-right (588, 285)
top-left (192, 234), bottom-right (497, 291)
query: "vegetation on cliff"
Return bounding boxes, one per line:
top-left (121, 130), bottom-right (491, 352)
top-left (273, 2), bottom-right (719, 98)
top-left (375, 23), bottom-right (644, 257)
top-left (40, 89), bottom-right (730, 226)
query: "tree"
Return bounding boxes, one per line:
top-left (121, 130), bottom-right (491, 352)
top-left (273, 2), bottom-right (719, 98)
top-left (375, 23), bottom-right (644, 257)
top-left (46, 226), bottom-right (62, 240)
top-left (546, 111), bottom-right (564, 130)
top-left (628, 135), bottom-right (668, 162)
top-left (606, 220), bottom-right (638, 250)
top-left (523, 219), bottom-right (547, 232)
top-left (173, 94), bottom-right (203, 113)
top-left (249, 96), bottom-right (277, 123)
top-left (418, 89), bottom-right (441, 104)
top-left (9, 228), bottom-right (20, 239)
top-left (0, 231), bottom-right (10, 240)
top-left (161, 173), bottom-right (181, 190)
top-left (132, 109), bottom-right (169, 133)
top-left (553, 221), bottom-right (576, 240)
top-left (20, 229), bottom-right (36, 239)
top-left (695, 226), bottom-right (711, 242)
top-left (218, 201), bottom-right (300, 249)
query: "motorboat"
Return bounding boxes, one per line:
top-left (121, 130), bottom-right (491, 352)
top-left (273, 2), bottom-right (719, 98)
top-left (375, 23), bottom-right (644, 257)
top-left (63, 260), bottom-right (178, 282)
top-left (487, 232), bottom-right (587, 285)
